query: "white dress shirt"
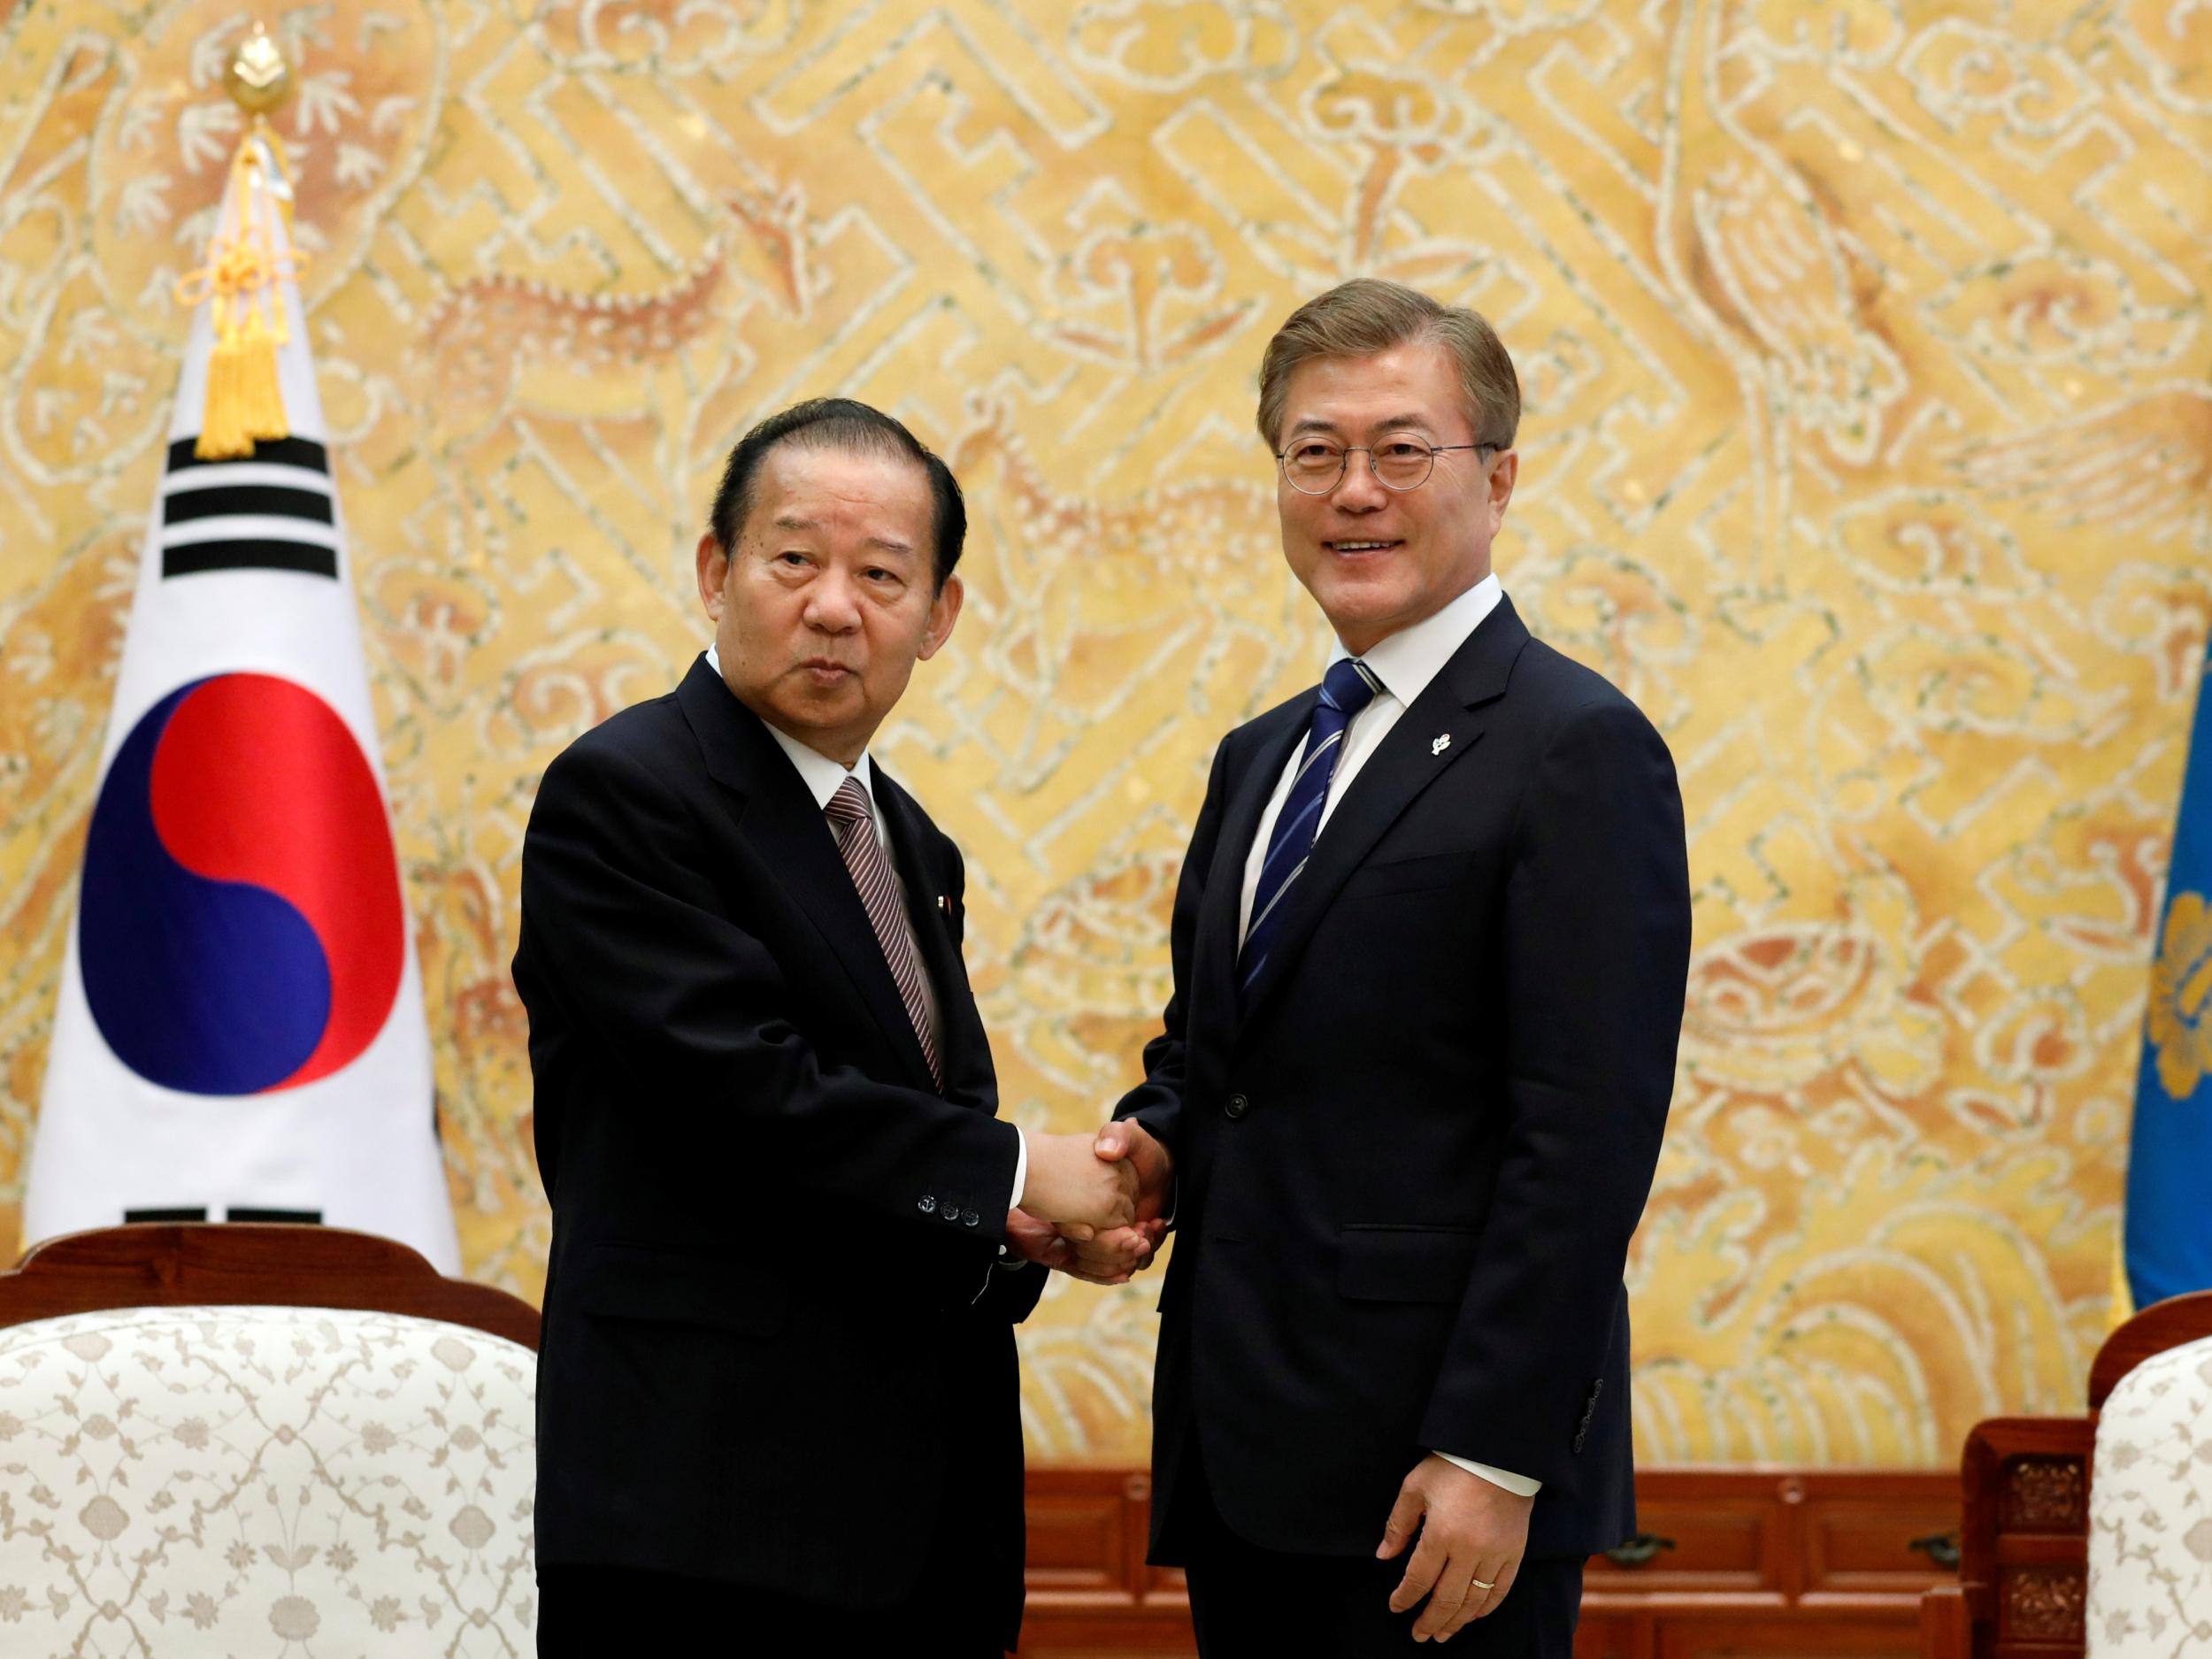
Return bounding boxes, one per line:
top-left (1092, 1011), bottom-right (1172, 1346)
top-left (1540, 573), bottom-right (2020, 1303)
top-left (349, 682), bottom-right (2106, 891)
top-left (1233, 576), bottom-right (1541, 1499)
top-left (705, 648), bottom-right (1027, 1210)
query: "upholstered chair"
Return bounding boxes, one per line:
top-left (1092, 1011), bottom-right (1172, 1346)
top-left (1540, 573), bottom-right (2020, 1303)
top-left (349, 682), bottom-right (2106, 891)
top-left (2085, 1331), bottom-right (2212, 1659)
top-left (0, 1225), bottom-right (539, 1657)
top-left (1924, 1292), bottom-right (2212, 1659)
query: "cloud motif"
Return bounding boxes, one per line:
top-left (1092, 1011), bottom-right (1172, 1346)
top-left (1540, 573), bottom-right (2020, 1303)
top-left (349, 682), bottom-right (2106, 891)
top-left (1069, 0), bottom-right (1294, 93)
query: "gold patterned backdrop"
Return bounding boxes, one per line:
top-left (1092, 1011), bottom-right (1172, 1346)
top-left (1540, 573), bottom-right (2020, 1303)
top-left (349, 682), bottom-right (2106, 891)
top-left (0, 0), bottom-right (2206, 1469)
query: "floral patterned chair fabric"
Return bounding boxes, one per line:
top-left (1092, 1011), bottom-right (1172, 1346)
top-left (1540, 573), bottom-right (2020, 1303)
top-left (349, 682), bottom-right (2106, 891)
top-left (0, 1303), bottom-right (536, 1656)
top-left (2086, 1331), bottom-right (2212, 1659)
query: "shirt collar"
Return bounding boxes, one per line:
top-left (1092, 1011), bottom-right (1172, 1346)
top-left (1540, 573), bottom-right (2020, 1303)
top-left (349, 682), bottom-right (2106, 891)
top-left (703, 644), bottom-right (875, 812)
top-left (1326, 572), bottom-right (1503, 709)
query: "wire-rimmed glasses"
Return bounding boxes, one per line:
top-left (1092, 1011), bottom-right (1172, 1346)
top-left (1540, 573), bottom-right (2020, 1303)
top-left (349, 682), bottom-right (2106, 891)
top-left (1277, 435), bottom-right (1499, 495)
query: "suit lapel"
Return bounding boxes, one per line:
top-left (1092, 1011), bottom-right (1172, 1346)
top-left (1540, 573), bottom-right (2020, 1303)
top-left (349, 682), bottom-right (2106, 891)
top-left (675, 658), bottom-right (939, 1094)
top-left (1237, 601), bottom-right (1531, 1030)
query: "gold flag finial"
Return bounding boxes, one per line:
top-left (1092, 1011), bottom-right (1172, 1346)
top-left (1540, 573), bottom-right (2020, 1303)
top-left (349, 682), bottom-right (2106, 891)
top-left (224, 23), bottom-right (293, 116)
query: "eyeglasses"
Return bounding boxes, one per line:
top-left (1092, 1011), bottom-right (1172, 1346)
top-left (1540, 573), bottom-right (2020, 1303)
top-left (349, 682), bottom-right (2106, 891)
top-left (1277, 435), bottom-right (1500, 495)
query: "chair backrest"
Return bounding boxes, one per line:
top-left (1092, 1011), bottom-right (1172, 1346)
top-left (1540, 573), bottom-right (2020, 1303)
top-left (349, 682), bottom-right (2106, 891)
top-left (2085, 1331), bottom-right (2212, 1659)
top-left (0, 1222), bottom-right (539, 1346)
top-left (0, 1225), bottom-right (541, 1655)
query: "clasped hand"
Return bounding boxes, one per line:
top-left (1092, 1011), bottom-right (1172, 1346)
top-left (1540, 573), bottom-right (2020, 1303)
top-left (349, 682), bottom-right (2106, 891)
top-left (1003, 1122), bottom-right (1171, 1284)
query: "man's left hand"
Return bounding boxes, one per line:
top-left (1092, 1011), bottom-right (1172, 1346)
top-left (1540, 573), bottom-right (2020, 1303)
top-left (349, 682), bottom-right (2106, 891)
top-left (1376, 1453), bottom-right (1533, 1642)
top-left (1005, 1208), bottom-right (1167, 1284)
top-left (1002, 1208), bottom-right (1073, 1271)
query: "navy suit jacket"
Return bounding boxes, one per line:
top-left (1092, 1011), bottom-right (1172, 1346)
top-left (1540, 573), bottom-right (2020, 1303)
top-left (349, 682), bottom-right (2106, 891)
top-left (515, 656), bottom-right (1041, 1639)
top-left (1116, 598), bottom-right (1692, 1562)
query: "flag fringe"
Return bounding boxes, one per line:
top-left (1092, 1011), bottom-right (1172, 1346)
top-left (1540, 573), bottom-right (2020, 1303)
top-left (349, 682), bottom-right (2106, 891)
top-left (178, 122), bottom-right (307, 460)
top-left (2111, 1219), bottom-right (2135, 1331)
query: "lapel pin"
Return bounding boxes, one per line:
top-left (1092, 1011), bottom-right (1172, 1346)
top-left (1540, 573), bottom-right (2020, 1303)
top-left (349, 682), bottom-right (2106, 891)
top-left (1432, 733), bottom-right (1452, 757)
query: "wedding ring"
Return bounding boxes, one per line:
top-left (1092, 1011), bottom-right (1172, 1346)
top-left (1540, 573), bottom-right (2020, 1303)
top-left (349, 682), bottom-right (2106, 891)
top-left (1470, 1577), bottom-right (1496, 1591)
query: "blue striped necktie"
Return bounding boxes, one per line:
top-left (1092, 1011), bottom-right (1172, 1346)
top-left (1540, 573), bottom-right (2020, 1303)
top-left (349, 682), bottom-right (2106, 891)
top-left (1240, 657), bottom-right (1381, 995)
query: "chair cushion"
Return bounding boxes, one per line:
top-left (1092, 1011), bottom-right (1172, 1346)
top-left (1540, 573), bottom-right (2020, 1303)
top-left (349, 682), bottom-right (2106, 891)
top-left (0, 1304), bottom-right (535, 1653)
top-left (2087, 1331), bottom-right (2212, 1657)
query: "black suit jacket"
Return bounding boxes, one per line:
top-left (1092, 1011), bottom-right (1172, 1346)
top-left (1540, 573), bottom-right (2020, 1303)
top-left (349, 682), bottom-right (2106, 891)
top-left (1116, 597), bottom-right (1691, 1563)
top-left (514, 656), bottom-right (1042, 1639)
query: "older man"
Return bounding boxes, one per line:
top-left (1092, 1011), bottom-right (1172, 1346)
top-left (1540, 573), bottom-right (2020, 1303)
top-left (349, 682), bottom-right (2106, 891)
top-left (515, 399), bottom-right (1135, 1656)
top-left (1081, 280), bottom-right (1693, 1655)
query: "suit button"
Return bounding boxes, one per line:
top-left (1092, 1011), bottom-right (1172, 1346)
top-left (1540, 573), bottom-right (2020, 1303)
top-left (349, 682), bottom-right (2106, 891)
top-left (1225, 1094), bottom-right (1249, 1120)
top-left (918, 1195), bottom-right (937, 1215)
top-left (962, 1210), bottom-right (979, 1226)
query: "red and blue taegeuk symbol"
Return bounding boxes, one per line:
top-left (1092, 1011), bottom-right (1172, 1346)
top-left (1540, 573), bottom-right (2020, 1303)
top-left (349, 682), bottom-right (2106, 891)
top-left (79, 673), bottom-right (405, 1095)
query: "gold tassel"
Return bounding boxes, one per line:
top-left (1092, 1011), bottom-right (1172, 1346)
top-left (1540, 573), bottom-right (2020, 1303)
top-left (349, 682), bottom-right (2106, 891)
top-left (237, 301), bottom-right (287, 441)
top-left (176, 123), bottom-right (308, 460)
top-left (2109, 1220), bottom-right (2136, 1331)
top-left (198, 294), bottom-right (253, 459)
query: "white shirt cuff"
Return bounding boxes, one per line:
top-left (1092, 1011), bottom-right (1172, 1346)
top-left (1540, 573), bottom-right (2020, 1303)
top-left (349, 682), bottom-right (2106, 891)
top-left (1435, 1452), bottom-right (1541, 1496)
top-left (979, 1126), bottom-right (1034, 1300)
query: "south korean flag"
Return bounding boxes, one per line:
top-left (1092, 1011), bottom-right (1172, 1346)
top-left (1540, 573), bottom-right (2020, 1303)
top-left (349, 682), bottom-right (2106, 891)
top-left (25, 126), bottom-right (459, 1271)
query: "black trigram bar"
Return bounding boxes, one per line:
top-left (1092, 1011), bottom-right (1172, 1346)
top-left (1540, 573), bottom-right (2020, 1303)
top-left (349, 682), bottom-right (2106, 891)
top-left (163, 484), bottom-right (334, 527)
top-left (163, 539), bottom-right (337, 579)
top-left (159, 435), bottom-right (339, 580)
top-left (121, 1207), bottom-right (326, 1224)
top-left (166, 436), bottom-right (329, 475)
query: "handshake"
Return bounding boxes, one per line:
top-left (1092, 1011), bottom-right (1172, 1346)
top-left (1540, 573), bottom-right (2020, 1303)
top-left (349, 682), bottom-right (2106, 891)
top-left (1003, 1121), bottom-right (1174, 1286)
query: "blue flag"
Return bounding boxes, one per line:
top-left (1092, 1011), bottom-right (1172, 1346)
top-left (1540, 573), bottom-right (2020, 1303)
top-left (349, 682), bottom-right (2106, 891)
top-left (2127, 637), bottom-right (2212, 1310)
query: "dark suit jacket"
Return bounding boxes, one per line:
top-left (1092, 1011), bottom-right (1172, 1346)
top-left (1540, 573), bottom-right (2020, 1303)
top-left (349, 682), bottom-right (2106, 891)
top-left (1116, 597), bottom-right (1692, 1563)
top-left (513, 655), bottom-right (1042, 1640)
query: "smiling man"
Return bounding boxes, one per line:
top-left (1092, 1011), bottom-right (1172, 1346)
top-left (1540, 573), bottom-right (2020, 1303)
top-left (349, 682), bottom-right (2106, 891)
top-left (1079, 280), bottom-right (1694, 1654)
top-left (514, 399), bottom-right (1136, 1656)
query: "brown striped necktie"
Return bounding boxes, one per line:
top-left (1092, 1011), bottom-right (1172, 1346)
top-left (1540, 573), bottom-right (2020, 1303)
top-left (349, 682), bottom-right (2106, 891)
top-left (825, 775), bottom-right (943, 1088)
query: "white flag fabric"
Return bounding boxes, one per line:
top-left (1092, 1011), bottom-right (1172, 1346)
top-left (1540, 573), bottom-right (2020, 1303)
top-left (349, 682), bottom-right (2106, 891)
top-left (25, 133), bottom-right (458, 1271)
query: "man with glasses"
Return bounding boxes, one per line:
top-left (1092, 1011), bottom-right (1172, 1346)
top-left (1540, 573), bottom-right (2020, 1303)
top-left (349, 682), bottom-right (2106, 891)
top-left (1072, 280), bottom-right (1693, 1655)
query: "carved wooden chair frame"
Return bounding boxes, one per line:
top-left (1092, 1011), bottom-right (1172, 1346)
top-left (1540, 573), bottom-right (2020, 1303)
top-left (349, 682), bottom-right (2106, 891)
top-left (0, 1223), bottom-right (539, 1349)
